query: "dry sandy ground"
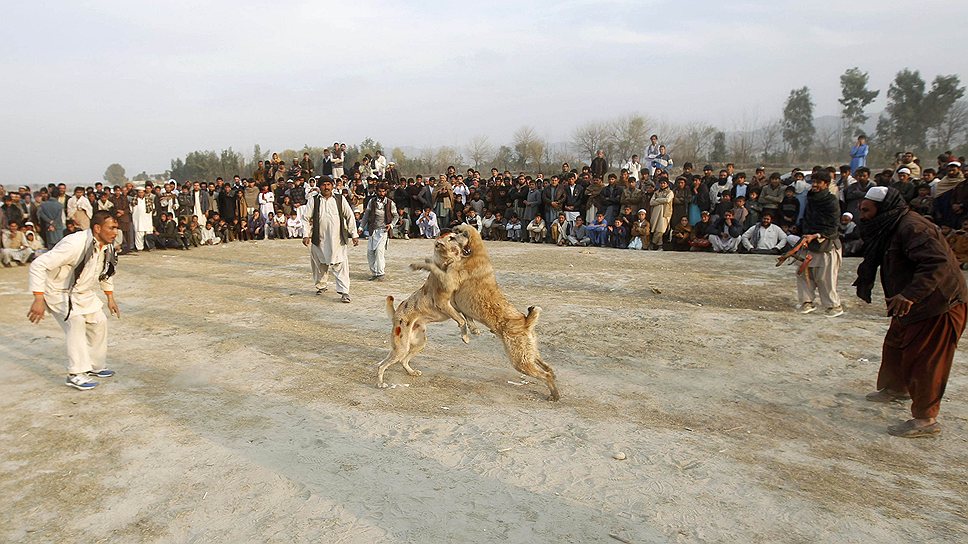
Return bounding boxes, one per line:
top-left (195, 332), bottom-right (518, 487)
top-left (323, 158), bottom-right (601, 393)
top-left (1, 238), bottom-right (966, 543)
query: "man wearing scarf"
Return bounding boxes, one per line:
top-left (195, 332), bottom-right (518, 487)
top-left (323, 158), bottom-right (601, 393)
top-left (797, 171), bottom-right (843, 317)
top-left (854, 186), bottom-right (968, 437)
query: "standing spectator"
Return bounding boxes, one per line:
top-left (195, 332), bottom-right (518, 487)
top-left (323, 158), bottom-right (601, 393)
top-left (66, 187), bottom-right (93, 230)
top-left (645, 134), bottom-right (660, 176)
top-left (301, 177), bottom-right (359, 303)
top-left (849, 135), bottom-right (869, 174)
top-left (590, 150), bottom-right (608, 180)
top-left (649, 179), bottom-right (673, 250)
top-left (300, 152), bottom-right (314, 180)
top-left (38, 188), bottom-right (66, 248)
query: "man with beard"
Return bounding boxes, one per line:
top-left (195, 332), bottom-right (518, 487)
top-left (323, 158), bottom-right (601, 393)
top-left (301, 177), bottom-right (359, 303)
top-left (794, 171), bottom-right (843, 317)
top-left (854, 186), bottom-right (967, 437)
top-left (932, 161), bottom-right (967, 228)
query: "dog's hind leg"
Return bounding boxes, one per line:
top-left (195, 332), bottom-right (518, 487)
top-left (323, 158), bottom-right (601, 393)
top-left (378, 320), bottom-right (411, 388)
top-left (505, 338), bottom-right (560, 401)
top-left (401, 323), bottom-right (428, 377)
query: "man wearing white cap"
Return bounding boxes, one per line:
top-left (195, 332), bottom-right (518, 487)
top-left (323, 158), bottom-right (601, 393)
top-left (839, 212), bottom-right (863, 256)
top-left (890, 167), bottom-right (917, 202)
top-left (796, 171), bottom-right (844, 317)
top-left (853, 186), bottom-right (967, 437)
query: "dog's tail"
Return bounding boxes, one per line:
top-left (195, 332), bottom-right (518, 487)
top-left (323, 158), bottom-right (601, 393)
top-left (524, 306), bottom-right (541, 330)
top-left (385, 296), bottom-right (396, 320)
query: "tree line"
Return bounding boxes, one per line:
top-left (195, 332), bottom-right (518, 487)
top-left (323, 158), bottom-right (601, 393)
top-left (106, 67), bottom-right (967, 184)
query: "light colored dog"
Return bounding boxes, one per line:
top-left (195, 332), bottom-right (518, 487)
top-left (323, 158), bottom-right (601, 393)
top-left (450, 224), bottom-right (560, 401)
top-left (377, 231), bottom-right (474, 388)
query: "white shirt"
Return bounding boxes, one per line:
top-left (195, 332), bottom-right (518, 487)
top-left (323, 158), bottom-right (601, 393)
top-left (301, 194), bottom-right (358, 264)
top-left (28, 230), bottom-right (113, 317)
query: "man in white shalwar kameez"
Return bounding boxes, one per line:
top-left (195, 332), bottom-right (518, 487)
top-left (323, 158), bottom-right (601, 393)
top-left (360, 183), bottom-right (398, 281)
top-left (301, 177), bottom-right (359, 303)
top-left (131, 188), bottom-right (154, 251)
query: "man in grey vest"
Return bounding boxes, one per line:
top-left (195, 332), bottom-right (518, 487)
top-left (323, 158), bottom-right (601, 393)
top-left (27, 210), bottom-right (120, 390)
top-left (301, 176), bottom-right (359, 303)
top-left (361, 183), bottom-right (398, 281)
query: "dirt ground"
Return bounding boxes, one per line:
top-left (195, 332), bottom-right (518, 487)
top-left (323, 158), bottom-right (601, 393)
top-left (1, 238), bottom-right (966, 543)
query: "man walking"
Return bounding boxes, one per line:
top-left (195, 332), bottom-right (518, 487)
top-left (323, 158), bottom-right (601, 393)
top-left (361, 183), bottom-right (398, 281)
top-left (302, 177), bottom-right (359, 303)
top-left (854, 186), bottom-right (968, 437)
top-left (27, 210), bottom-right (120, 390)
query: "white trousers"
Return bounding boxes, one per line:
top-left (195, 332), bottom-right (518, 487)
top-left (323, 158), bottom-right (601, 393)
top-left (709, 235), bottom-right (740, 253)
top-left (797, 248), bottom-right (842, 308)
top-left (55, 310), bottom-right (107, 375)
top-left (310, 244), bottom-right (350, 294)
top-left (367, 228), bottom-right (389, 277)
top-left (135, 231), bottom-right (147, 250)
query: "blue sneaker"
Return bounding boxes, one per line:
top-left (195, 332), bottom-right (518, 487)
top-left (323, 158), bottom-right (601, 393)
top-left (66, 374), bottom-right (98, 390)
top-left (87, 369), bottom-right (115, 378)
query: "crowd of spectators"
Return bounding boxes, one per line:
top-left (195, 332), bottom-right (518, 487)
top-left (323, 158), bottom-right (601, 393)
top-left (4, 139), bottom-right (968, 271)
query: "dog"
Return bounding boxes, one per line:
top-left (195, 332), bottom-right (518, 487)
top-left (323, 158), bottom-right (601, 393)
top-left (377, 230), bottom-right (475, 388)
top-left (450, 224), bottom-right (560, 401)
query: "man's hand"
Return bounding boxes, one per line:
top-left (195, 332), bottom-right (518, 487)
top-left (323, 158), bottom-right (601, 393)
top-left (27, 294), bottom-right (46, 324)
top-left (886, 294), bottom-right (914, 318)
top-left (800, 233), bottom-right (819, 244)
top-left (352, 238), bottom-right (359, 247)
top-left (107, 294), bottom-right (121, 319)
top-left (302, 236), bottom-right (310, 247)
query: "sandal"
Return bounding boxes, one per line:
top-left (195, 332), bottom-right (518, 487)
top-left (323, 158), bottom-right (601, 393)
top-left (887, 420), bottom-right (941, 438)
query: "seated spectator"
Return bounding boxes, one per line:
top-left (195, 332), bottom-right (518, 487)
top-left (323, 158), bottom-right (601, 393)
top-left (287, 213), bottom-right (304, 238)
top-left (1, 219), bottom-right (31, 266)
top-left (23, 226), bottom-right (45, 258)
top-left (606, 217), bottom-right (629, 248)
top-left (945, 219), bottom-right (968, 270)
top-left (417, 207), bottom-right (440, 238)
top-left (731, 195), bottom-right (749, 227)
top-left (670, 217), bottom-right (693, 251)
top-left (465, 209), bottom-right (482, 232)
top-left (489, 212), bottom-right (506, 241)
top-left (586, 212), bottom-right (608, 247)
top-left (391, 209), bottom-right (410, 239)
top-left (248, 210), bottom-right (266, 240)
top-left (740, 213), bottom-right (787, 254)
top-left (480, 210), bottom-right (496, 240)
top-left (708, 210), bottom-right (742, 253)
top-left (505, 214), bottom-right (523, 242)
top-left (200, 220), bottom-right (220, 245)
top-left (188, 216), bottom-right (202, 247)
top-left (526, 215), bottom-right (547, 243)
top-left (567, 217), bottom-right (591, 246)
top-left (690, 211), bottom-right (713, 251)
top-left (550, 213), bottom-right (570, 246)
top-left (840, 212), bottom-right (863, 257)
top-left (628, 209), bottom-right (650, 250)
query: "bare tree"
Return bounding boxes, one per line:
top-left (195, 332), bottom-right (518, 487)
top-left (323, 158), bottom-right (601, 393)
top-left (931, 99), bottom-right (968, 150)
top-left (513, 126), bottom-right (546, 171)
top-left (571, 121), bottom-right (612, 164)
top-left (813, 126), bottom-right (841, 164)
top-left (672, 123), bottom-right (716, 166)
top-left (608, 114), bottom-right (652, 166)
top-left (759, 119), bottom-right (783, 163)
top-left (467, 135), bottom-right (494, 170)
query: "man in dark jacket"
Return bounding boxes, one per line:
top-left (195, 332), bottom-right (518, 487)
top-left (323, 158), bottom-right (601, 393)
top-left (590, 150), bottom-right (608, 180)
top-left (796, 171), bottom-right (843, 317)
top-left (854, 186), bottom-right (968, 437)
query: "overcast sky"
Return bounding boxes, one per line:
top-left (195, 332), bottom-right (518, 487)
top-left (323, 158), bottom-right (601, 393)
top-left (2, 0), bottom-right (966, 186)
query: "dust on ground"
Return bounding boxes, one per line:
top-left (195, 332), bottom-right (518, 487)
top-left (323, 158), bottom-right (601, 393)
top-left (1, 239), bottom-right (966, 543)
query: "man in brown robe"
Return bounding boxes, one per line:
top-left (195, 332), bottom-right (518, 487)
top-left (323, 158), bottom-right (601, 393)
top-left (855, 186), bottom-right (968, 437)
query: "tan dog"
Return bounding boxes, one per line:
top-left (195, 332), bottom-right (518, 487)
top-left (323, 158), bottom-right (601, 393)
top-left (377, 231), bottom-right (473, 388)
top-left (450, 224), bottom-right (560, 401)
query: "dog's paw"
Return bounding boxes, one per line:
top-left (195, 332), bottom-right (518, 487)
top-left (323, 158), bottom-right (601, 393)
top-left (406, 369), bottom-right (422, 377)
top-left (379, 382), bottom-right (389, 389)
top-left (461, 332), bottom-right (470, 344)
top-left (408, 263), bottom-right (421, 271)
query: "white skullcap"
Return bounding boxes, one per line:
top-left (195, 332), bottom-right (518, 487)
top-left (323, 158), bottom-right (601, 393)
top-left (842, 212), bottom-right (853, 220)
top-left (864, 186), bottom-right (889, 202)
top-left (637, 209), bottom-right (647, 214)
top-left (897, 167), bottom-right (911, 175)
top-left (948, 161), bottom-right (963, 167)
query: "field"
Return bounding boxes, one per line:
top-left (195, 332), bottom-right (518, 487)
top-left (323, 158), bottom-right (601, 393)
top-left (1, 238), bottom-right (966, 543)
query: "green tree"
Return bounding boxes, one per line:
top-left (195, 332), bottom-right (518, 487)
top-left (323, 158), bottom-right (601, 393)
top-left (104, 163), bottom-right (127, 185)
top-left (710, 131), bottom-right (727, 163)
top-left (923, 75), bottom-right (965, 136)
top-left (782, 86), bottom-right (816, 161)
top-left (838, 67), bottom-right (879, 144)
top-left (876, 69), bottom-right (928, 152)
